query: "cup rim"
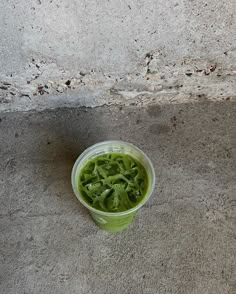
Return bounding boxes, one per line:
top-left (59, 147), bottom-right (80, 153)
top-left (71, 140), bottom-right (155, 216)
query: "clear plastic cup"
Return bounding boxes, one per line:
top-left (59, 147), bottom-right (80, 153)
top-left (71, 141), bottom-right (155, 232)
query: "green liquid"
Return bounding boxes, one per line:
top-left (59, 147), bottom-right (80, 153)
top-left (78, 152), bottom-right (148, 212)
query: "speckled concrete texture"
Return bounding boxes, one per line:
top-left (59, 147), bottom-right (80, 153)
top-left (0, 0), bottom-right (236, 109)
top-left (0, 101), bottom-right (235, 293)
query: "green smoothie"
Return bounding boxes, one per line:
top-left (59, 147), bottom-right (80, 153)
top-left (78, 152), bottom-right (148, 213)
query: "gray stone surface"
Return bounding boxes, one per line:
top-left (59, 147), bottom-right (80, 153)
top-left (0, 0), bottom-right (236, 109)
top-left (0, 101), bottom-right (236, 294)
top-left (1, 0), bottom-right (236, 75)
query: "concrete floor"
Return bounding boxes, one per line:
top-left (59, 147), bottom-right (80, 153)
top-left (0, 101), bottom-right (235, 294)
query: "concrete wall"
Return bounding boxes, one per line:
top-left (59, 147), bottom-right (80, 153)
top-left (0, 0), bottom-right (236, 110)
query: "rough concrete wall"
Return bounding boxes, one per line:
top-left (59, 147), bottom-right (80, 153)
top-left (0, 0), bottom-right (236, 110)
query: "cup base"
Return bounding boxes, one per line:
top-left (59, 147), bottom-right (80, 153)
top-left (90, 211), bottom-right (136, 232)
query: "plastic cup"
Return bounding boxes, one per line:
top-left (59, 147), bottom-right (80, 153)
top-left (71, 141), bottom-right (155, 232)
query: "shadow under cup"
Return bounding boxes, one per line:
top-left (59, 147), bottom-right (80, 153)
top-left (71, 141), bottom-right (155, 232)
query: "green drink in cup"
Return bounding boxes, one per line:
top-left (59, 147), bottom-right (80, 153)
top-left (71, 141), bottom-right (155, 232)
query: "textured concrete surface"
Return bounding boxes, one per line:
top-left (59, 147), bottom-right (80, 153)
top-left (0, 101), bottom-right (235, 293)
top-left (0, 0), bottom-right (236, 109)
